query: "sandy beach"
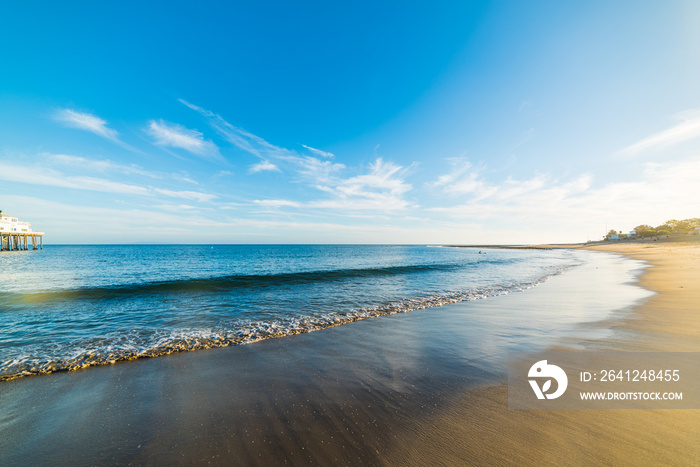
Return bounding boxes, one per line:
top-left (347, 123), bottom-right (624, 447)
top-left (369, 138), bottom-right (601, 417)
top-left (1, 242), bottom-right (698, 465)
top-left (384, 241), bottom-right (700, 465)
top-left (4, 1), bottom-right (699, 465)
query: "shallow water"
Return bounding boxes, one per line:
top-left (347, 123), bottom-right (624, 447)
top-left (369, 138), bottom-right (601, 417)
top-left (0, 248), bottom-right (654, 466)
top-left (0, 245), bottom-right (582, 379)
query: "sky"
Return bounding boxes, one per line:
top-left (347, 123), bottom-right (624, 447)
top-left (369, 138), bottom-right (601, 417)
top-left (1, 1), bottom-right (700, 244)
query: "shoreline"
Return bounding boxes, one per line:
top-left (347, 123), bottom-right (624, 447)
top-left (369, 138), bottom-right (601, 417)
top-left (386, 241), bottom-right (700, 465)
top-left (1, 243), bottom-right (697, 464)
top-left (0, 246), bottom-right (580, 383)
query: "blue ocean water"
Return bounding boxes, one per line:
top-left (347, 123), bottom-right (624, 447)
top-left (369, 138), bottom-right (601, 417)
top-left (0, 245), bottom-right (580, 380)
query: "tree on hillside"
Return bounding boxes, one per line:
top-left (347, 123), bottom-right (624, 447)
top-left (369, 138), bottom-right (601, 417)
top-left (674, 219), bottom-right (700, 232)
top-left (656, 218), bottom-right (700, 233)
top-left (664, 219), bottom-right (681, 231)
top-left (686, 218), bottom-right (700, 228)
top-left (633, 225), bottom-right (656, 237)
top-left (625, 218), bottom-right (699, 238)
top-left (634, 224), bottom-right (653, 234)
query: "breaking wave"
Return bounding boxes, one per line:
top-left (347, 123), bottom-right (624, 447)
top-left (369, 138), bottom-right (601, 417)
top-left (0, 263), bottom-right (575, 382)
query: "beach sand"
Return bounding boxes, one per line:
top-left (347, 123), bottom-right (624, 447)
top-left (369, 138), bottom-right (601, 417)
top-left (385, 242), bottom-right (700, 466)
top-left (1, 242), bottom-right (698, 465)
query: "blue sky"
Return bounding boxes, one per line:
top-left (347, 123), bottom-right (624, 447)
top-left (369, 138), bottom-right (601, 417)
top-left (1, 1), bottom-right (700, 243)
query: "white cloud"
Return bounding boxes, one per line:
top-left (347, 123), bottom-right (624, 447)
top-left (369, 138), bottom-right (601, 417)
top-left (152, 188), bottom-right (217, 203)
top-left (0, 163), bottom-right (150, 196)
top-left (174, 174), bottom-right (200, 185)
top-left (53, 109), bottom-right (119, 141)
top-left (291, 155), bottom-right (345, 182)
top-left (248, 158), bottom-right (414, 211)
top-left (154, 204), bottom-right (200, 212)
top-left (180, 100), bottom-right (344, 181)
top-left (249, 160), bottom-right (280, 173)
top-left (429, 158), bottom-right (472, 188)
top-left (46, 154), bottom-right (203, 185)
top-left (46, 154), bottom-right (159, 178)
top-left (180, 99), bottom-right (285, 159)
top-left (429, 160), bottom-right (496, 199)
top-left (302, 144), bottom-right (334, 158)
top-left (4, 194), bottom-right (457, 244)
top-left (179, 101), bottom-right (412, 212)
top-left (310, 158), bottom-right (414, 211)
top-left (0, 162), bottom-right (216, 202)
top-left (431, 159), bottom-right (553, 202)
top-left (251, 157), bottom-right (413, 212)
top-left (494, 174), bottom-right (547, 201)
top-left (430, 156), bottom-right (700, 241)
top-left (146, 119), bottom-right (222, 161)
top-left (253, 199), bottom-right (301, 208)
top-left (6, 151), bottom-right (698, 244)
top-left (620, 110), bottom-right (700, 155)
top-left (340, 158), bottom-right (410, 194)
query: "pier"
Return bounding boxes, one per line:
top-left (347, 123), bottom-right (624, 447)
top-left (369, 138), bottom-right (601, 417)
top-left (0, 232), bottom-right (44, 251)
top-left (0, 211), bottom-right (44, 251)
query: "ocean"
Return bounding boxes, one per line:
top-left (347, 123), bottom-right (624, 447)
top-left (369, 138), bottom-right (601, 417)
top-left (0, 245), bottom-right (585, 381)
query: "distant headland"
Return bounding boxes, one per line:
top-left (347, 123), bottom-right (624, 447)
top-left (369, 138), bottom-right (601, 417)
top-left (603, 218), bottom-right (700, 241)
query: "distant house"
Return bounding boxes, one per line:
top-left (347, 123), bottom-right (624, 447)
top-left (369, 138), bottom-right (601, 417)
top-left (610, 234), bottom-right (619, 240)
top-left (629, 230), bottom-right (637, 237)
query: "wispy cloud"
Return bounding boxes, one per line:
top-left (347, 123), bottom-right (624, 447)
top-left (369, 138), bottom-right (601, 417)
top-left (249, 160), bottom-right (280, 173)
top-left (180, 100), bottom-right (412, 211)
top-left (432, 158), bottom-right (554, 202)
top-left (46, 153), bottom-right (201, 185)
top-left (309, 158), bottom-right (414, 211)
top-left (180, 99), bottom-right (345, 182)
top-left (153, 204), bottom-right (201, 213)
top-left (302, 144), bottom-right (334, 158)
top-left (620, 110), bottom-right (700, 155)
top-left (291, 155), bottom-right (345, 183)
top-left (174, 173), bottom-right (200, 185)
top-left (428, 158), bottom-right (473, 189)
top-left (428, 156), bottom-right (700, 242)
top-left (252, 199), bottom-right (301, 208)
top-left (432, 161), bottom-right (582, 206)
top-left (146, 119), bottom-right (222, 161)
top-left (494, 174), bottom-right (548, 200)
top-left (152, 188), bottom-right (217, 202)
top-left (429, 159), bottom-right (497, 199)
top-left (180, 99), bottom-right (288, 160)
top-left (248, 158), bottom-right (413, 212)
top-left (5, 194), bottom-right (453, 244)
top-left (0, 163), bottom-right (149, 196)
top-left (0, 162), bottom-right (216, 202)
top-left (53, 109), bottom-right (119, 142)
top-left (46, 154), bottom-right (159, 178)
top-left (249, 158), bottom-right (414, 212)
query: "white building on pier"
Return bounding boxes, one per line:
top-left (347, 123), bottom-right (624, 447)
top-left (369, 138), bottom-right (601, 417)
top-left (0, 210), bottom-right (44, 251)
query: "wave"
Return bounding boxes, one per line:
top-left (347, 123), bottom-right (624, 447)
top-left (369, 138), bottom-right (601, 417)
top-left (0, 262), bottom-right (577, 382)
top-left (0, 261), bottom-right (517, 308)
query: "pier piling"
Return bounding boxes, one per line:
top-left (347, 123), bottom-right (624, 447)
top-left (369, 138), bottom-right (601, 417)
top-left (0, 211), bottom-right (44, 252)
top-left (0, 233), bottom-right (44, 252)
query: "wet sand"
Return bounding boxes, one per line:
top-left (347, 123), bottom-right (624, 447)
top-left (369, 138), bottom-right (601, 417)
top-left (0, 244), bottom-right (697, 465)
top-left (386, 242), bottom-right (700, 465)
